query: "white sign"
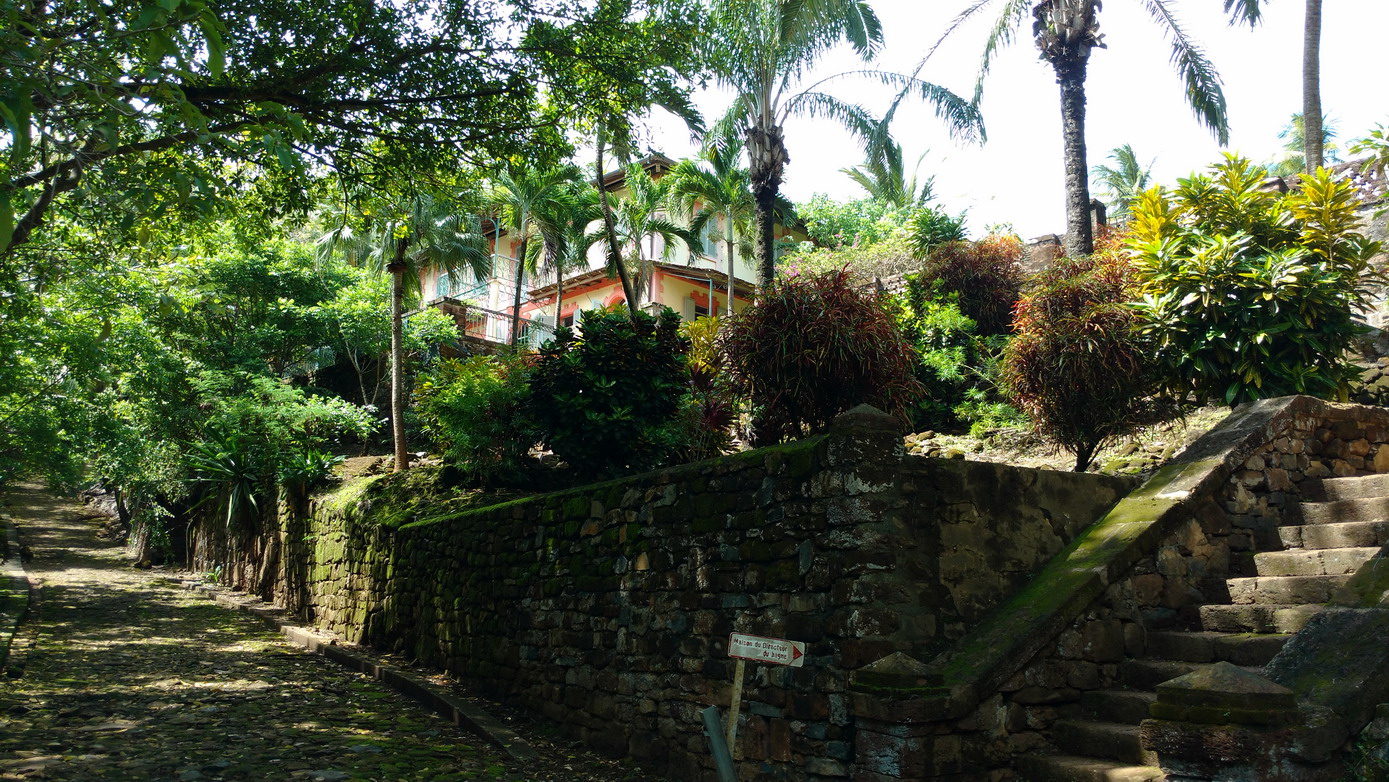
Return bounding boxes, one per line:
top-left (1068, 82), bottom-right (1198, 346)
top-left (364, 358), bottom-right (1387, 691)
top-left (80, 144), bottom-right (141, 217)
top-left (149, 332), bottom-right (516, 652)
top-left (728, 632), bottom-right (806, 667)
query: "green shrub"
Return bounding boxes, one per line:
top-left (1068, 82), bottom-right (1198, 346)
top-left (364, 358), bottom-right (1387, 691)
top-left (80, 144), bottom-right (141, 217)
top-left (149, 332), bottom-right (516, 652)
top-left (1002, 251), bottom-right (1161, 471)
top-left (720, 269), bottom-right (923, 443)
top-left (528, 305), bottom-right (689, 479)
top-left (781, 232), bottom-right (920, 284)
top-left (890, 279), bottom-right (979, 429)
top-left (1130, 155), bottom-right (1383, 405)
top-left (414, 355), bottom-right (536, 482)
top-left (278, 449), bottom-right (344, 500)
top-left (906, 205), bottom-right (967, 257)
top-left (187, 372), bottom-right (375, 524)
top-left (677, 316), bottom-right (735, 461)
top-left (916, 233), bottom-right (1023, 336)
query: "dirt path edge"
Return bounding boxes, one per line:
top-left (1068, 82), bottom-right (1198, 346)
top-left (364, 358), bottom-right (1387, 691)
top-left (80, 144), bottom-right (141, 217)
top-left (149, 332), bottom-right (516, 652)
top-left (0, 517), bottom-right (34, 676)
top-left (180, 581), bottom-right (540, 765)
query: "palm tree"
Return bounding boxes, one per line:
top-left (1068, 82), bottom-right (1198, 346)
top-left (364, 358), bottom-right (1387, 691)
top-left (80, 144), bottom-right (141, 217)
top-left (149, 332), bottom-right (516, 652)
top-left (585, 162), bottom-right (697, 309)
top-left (841, 121), bottom-right (934, 208)
top-left (317, 192), bottom-right (490, 472)
top-left (1303, 0), bottom-right (1323, 174)
top-left (530, 181), bottom-right (602, 329)
top-left (488, 164), bottom-right (582, 346)
top-left (1090, 144), bottom-right (1153, 222)
top-left (667, 145), bottom-right (757, 317)
top-left (1269, 112), bottom-right (1340, 178)
top-left (935, 0), bottom-right (1263, 257)
top-left (705, 0), bottom-right (982, 286)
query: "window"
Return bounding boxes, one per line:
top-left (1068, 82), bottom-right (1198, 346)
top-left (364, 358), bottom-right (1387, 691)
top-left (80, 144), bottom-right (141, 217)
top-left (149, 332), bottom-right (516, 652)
top-left (699, 218), bottom-right (721, 259)
top-left (435, 271), bottom-right (451, 298)
top-left (693, 303), bottom-right (709, 318)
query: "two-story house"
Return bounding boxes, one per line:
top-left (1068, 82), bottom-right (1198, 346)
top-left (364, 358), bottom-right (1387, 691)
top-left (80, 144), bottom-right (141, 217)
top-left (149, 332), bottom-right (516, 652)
top-left (418, 153), bottom-right (807, 351)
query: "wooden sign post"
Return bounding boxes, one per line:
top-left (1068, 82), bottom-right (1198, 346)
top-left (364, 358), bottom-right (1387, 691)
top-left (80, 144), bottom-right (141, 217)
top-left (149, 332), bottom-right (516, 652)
top-left (725, 633), bottom-right (806, 754)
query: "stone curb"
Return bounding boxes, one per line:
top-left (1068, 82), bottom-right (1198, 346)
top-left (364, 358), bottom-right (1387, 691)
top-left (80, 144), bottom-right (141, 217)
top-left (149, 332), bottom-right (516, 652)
top-left (182, 582), bottom-right (538, 765)
top-left (0, 515), bottom-right (35, 676)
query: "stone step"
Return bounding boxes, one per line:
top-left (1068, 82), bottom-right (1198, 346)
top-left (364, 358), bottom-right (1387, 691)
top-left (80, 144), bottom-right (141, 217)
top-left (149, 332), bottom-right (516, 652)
top-left (1144, 630), bottom-right (1289, 666)
top-left (1298, 496), bottom-right (1389, 525)
top-left (1280, 521), bottom-right (1389, 550)
top-left (1226, 574), bottom-right (1350, 605)
top-left (1120, 659), bottom-right (1199, 690)
top-left (1015, 754), bottom-right (1164, 782)
top-left (1252, 547), bottom-right (1381, 576)
top-left (1307, 473), bottom-right (1389, 501)
top-left (1082, 689), bottom-right (1156, 725)
top-left (1052, 720), bottom-right (1159, 766)
top-left (1198, 603), bottom-right (1322, 634)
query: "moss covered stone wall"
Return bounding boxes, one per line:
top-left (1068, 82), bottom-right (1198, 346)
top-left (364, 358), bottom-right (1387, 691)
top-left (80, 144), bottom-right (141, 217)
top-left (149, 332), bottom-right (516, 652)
top-left (847, 397), bottom-right (1389, 781)
top-left (267, 407), bottom-right (1131, 781)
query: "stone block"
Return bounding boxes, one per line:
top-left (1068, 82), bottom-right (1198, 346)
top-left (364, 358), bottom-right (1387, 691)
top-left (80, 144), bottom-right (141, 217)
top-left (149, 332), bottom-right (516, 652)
top-left (1154, 661), bottom-right (1296, 718)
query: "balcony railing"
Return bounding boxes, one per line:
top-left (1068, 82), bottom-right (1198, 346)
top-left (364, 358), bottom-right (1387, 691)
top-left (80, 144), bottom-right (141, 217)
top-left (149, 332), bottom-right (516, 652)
top-left (429, 297), bottom-right (556, 350)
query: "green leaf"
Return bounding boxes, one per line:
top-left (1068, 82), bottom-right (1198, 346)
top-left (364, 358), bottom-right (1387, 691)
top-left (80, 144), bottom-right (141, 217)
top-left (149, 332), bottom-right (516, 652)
top-left (0, 190), bottom-right (14, 253)
top-left (202, 15), bottom-right (226, 77)
top-left (0, 94), bottom-right (30, 163)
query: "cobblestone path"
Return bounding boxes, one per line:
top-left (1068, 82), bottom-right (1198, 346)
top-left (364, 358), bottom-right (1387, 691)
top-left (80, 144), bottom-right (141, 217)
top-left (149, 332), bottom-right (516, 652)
top-left (0, 484), bottom-right (538, 782)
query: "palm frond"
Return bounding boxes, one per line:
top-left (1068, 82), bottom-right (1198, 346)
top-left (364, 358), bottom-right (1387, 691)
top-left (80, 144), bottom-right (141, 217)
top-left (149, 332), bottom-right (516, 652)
top-left (1222, 0), bottom-right (1264, 27)
top-left (829, 69), bottom-right (986, 145)
top-left (779, 91), bottom-right (877, 146)
top-left (1141, 0), bottom-right (1231, 145)
top-left (972, 0), bottom-right (1034, 102)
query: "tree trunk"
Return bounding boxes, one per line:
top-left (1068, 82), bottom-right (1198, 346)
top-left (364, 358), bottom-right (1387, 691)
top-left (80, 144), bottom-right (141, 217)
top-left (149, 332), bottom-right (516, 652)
top-left (724, 219), bottom-right (736, 317)
top-left (1302, 0), bottom-right (1323, 175)
top-left (746, 124), bottom-right (788, 288)
top-left (509, 235), bottom-right (528, 347)
top-left (1055, 57), bottom-right (1094, 258)
top-left (389, 240), bottom-right (409, 473)
top-left (753, 185), bottom-right (778, 286)
top-left (1073, 441), bottom-right (1096, 473)
top-left (555, 274), bottom-right (566, 330)
top-left (596, 126), bottom-right (642, 323)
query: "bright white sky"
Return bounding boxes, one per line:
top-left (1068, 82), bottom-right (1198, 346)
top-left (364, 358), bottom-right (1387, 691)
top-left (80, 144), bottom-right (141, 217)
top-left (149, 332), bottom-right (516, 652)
top-left (644, 0), bottom-right (1388, 240)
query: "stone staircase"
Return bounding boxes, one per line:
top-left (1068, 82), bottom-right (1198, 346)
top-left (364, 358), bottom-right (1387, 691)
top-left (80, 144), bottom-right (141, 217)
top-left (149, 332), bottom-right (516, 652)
top-left (1017, 473), bottom-right (1389, 782)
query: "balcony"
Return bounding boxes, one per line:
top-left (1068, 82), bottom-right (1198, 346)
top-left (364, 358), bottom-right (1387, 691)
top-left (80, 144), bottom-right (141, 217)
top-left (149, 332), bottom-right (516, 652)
top-left (426, 297), bottom-right (556, 352)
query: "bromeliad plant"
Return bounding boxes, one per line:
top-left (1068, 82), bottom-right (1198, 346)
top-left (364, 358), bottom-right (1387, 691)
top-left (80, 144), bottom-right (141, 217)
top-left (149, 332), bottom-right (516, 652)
top-left (187, 429), bottom-right (268, 530)
top-left (1129, 155), bottom-right (1383, 406)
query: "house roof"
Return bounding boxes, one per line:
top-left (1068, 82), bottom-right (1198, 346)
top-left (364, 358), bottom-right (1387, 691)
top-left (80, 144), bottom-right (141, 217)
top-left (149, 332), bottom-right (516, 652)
top-left (596, 152), bottom-right (678, 191)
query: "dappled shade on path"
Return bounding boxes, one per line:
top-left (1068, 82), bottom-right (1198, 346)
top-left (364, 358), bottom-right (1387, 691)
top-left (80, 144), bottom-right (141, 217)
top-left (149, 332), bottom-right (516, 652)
top-left (0, 484), bottom-right (525, 781)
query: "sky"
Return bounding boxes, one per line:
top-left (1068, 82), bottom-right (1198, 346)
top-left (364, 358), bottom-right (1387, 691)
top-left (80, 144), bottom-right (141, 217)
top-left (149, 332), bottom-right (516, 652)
top-left (643, 1), bottom-right (1389, 240)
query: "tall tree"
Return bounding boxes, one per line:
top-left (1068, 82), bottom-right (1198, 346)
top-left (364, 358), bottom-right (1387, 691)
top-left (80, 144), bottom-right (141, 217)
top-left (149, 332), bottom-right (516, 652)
top-left (527, 0), bottom-right (704, 322)
top-left (935, 0), bottom-right (1262, 257)
top-left (489, 165), bottom-right (583, 347)
top-left (531, 182), bottom-right (603, 328)
top-left (1090, 144), bottom-right (1153, 222)
top-left (706, 0), bottom-right (981, 286)
top-left (0, 0), bottom-right (570, 258)
top-left (318, 192), bottom-right (490, 472)
top-left (585, 164), bottom-right (698, 309)
top-left (668, 146), bottom-right (758, 317)
top-left (1303, 0), bottom-right (1324, 174)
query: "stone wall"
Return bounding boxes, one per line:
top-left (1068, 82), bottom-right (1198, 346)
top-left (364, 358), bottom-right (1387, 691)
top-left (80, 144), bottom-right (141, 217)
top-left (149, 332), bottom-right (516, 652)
top-left (204, 407), bottom-right (1131, 781)
top-left (848, 397), bottom-right (1389, 781)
